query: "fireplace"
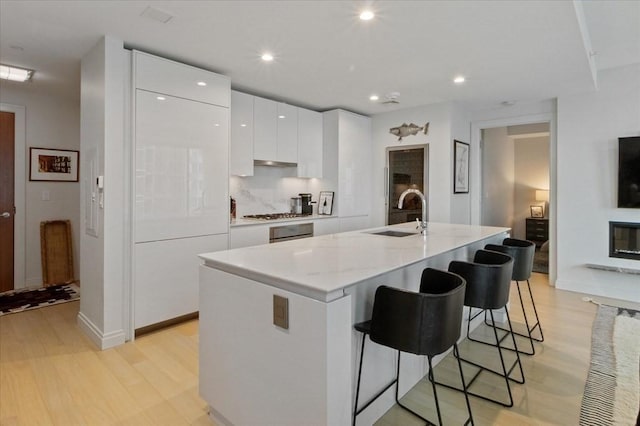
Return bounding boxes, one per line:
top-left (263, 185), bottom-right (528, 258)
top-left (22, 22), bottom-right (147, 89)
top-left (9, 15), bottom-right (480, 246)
top-left (609, 222), bottom-right (640, 261)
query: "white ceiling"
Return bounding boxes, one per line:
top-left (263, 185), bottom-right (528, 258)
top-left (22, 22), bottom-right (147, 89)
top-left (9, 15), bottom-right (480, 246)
top-left (1, 1), bottom-right (638, 115)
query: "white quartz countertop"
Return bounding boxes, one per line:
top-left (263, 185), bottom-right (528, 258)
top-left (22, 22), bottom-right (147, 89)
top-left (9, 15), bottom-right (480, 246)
top-left (200, 222), bottom-right (510, 301)
top-left (230, 214), bottom-right (335, 227)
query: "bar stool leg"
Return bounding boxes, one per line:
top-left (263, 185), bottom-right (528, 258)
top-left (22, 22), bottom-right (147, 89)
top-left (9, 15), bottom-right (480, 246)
top-left (525, 279), bottom-right (545, 342)
top-left (353, 334), bottom-right (367, 426)
top-left (484, 279), bottom-right (544, 355)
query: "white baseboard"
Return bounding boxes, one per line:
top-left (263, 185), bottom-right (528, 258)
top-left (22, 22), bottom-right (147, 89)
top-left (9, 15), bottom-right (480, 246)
top-left (77, 311), bottom-right (126, 350)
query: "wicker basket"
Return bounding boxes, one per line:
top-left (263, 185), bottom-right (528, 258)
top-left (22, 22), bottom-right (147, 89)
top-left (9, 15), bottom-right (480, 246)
top-left (40, 220), bottom-right (75, 286)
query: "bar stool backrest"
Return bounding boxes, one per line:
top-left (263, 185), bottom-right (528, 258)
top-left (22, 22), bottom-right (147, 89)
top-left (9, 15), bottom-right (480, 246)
top-left (485, 238), bottom-right (535, 281)
top-left (369, 269), bottom-right (466, 357)
top-left (448, 250), bottom-right (514, 310)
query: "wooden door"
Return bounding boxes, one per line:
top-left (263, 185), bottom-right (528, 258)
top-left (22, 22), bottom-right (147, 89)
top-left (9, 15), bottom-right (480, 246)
top-left (0, 111), bottom-right (15, 292)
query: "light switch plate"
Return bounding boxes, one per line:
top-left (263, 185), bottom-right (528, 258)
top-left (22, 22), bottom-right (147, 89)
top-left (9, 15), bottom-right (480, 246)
top-left (273, 295), bottom-right (289, 329)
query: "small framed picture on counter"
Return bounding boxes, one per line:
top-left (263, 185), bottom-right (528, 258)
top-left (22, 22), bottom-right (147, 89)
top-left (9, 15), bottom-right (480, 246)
top-left (318, 191), bottom-right (334, 215)
top-left (530, 205), bottom-right (544, 218)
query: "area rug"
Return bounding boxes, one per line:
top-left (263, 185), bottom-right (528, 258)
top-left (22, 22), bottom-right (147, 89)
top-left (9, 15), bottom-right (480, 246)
top-left (532, 249), bottom-right (548, 274)
top-left (579, 304), bottom-right (640, 425)
top-left (0, 284), bottom-right (79, 316)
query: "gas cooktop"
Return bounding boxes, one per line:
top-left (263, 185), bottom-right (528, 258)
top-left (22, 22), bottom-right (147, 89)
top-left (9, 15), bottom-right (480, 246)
top-left (243, 213), bottom-right (310, 220)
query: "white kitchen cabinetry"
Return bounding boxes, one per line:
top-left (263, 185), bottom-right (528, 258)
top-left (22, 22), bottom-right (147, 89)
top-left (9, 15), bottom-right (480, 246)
top-left (323, 110), bottom-right (372, 229)
top-left (135, 234), bottom-right (227, 329)
top-left (314, 217), bottom-right (339, 236)
top-left (135, 90), bottom-right (229, 242)
top-left (230, 91), bottom-right (254, 176)
top-left (229, 225), bottom-right (270, 249)
top-left (133, 51), bottom-right (230, 331)
top-left (135, 51), bottom-right (229, 107)
top-left (277, 103), bottom-right (298, 163)
top-left (253, 96), bottom-right (278, 161)
top-left (253, 96), bottom-right (298, 164)
top-left (297, 108), bottom-right (323, 178)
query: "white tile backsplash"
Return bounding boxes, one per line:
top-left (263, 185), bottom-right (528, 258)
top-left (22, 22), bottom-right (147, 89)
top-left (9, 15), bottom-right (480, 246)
top-left (230, 166), bottom-right (327, 217)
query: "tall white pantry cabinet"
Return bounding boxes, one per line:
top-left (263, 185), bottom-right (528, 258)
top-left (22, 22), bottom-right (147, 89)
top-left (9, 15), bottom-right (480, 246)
top-left (132, 51), bottom-right (230, 330)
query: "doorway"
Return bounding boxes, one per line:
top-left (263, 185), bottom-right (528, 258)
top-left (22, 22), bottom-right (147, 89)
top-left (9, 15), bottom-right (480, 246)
top-left (0, 103), bottom-right (26, 291)
top-left (480, 123), bottom-right (551, 274)
top-left (385, 145), bottom-right (429, 225)
top-left (0, 111), bottom-right (15, 292)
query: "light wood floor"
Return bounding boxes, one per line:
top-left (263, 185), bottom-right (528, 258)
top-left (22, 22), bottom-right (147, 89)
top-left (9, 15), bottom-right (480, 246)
top-left (376, 273), bottom-right (640, 426)
top-left (1, 273), bottom-right (637, 425)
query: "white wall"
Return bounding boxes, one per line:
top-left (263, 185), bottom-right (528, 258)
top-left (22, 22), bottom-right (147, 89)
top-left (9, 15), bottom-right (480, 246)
top-left (78, 36), bottom-right (127, 349)
top-left (371, 102), bottom-right (454, 227)
top-left (451, 103), bottom-right (472, 224)
top-left (481, 127), bottom-right (515, 230)
top-left (0, 82), bottom-right (80, 288)
top-left (514, 136), bottom-right (549, 239)
top-left (556, 64), bottom-right (640, 302)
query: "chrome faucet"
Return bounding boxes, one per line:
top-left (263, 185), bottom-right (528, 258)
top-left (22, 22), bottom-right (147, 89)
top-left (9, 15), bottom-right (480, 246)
top-left (398, 188), bottom-right (427, 234)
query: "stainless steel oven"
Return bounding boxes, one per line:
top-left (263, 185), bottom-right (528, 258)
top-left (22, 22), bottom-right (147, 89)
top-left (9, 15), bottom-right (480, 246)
top-left (269, 223), bottom-right (314, 243)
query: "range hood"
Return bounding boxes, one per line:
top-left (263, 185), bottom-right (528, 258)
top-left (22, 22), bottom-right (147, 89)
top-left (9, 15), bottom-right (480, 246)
top-left (254, 159), bottom-right (297, 167)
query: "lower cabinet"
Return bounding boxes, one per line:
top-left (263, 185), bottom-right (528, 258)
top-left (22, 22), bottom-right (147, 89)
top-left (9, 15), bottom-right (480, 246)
top-left (229, 225), bottom-right (270, 249)
top-left (134, 233), bottom-right (228, 329)
top-left (229, 218), bottom-right (341, 250)
top-left (339, 215), bottom-right (370, 233)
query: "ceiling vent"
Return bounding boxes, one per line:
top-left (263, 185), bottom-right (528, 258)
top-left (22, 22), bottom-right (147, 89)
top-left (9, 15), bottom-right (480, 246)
top-left (140, 6), bottom-right (173, 24)
top-left (381, 92), bottom-right (400, 105)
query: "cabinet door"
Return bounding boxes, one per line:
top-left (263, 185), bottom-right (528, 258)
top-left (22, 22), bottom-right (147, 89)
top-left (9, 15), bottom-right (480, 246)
top-left (338, 112), bottom-right (372, 217)
top-left (277, 103), bottom-right (298, 163)
top-left (230, 91), bottom-right (254, 176)
top-left (297, 108), bottom-right (323, 178)
top-left (135, 90), bottom-right (229, 242)
top-left (134, 233), bottom-right (228, 329)
top-left (229, 225), bottom-right (270, 249)
top-left (135, 51), bottom-right (230, 107)
top-left (253, 97), bottom-right (277, 161)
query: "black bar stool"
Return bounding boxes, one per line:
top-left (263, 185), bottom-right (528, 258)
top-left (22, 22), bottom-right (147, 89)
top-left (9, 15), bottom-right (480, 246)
top-left (353, 268), bottom-right (473, 426)
top-left (485, 238), bottom-right (543, 355)
top-left (434, 249), bottom-right (524, 408)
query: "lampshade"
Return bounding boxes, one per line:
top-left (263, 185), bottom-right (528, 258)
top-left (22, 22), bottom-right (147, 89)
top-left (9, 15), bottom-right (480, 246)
top-left (535, 190), bottom-right (549, 202)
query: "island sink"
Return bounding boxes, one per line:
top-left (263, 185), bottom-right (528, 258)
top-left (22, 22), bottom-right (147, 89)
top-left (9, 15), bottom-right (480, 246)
top-left (368, 230), bottom-right (417, 237)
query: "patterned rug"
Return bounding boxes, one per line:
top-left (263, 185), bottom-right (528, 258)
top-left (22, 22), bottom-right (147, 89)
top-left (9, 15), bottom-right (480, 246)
top-left (579, 304), bottom-right (640, 425)
top-left (0, 284), bottom-right (79, 316)
top-left (532, 249), bottom-right (548, 274)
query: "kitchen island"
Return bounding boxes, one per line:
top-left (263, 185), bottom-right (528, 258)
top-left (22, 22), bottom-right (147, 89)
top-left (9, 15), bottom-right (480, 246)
top-left (198, 222), bottom-right (510, 426)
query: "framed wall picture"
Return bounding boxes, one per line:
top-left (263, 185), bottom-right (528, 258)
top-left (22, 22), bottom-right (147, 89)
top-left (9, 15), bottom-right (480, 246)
top-left (530, 205), bottom-right (544, 218)
top-left (318, 191), bottom-right (334, 215)
top-left (29, 148), bottom-right (79, 182)
top-left (453, 140), bottom-right (469, 193)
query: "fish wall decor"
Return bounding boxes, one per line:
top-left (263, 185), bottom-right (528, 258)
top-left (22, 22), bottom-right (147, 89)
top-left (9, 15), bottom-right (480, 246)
top-left (389, 122), bottom-right (429, 141)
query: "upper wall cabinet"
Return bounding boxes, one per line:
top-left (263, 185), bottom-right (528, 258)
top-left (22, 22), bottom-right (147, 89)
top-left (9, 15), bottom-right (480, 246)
top-left (253, 96), bottom-right (298, 164)
top-left (253, 97), bottom-right (278, 161)
top-left (134, 51), bottom-right (230, 107)
top-left (297, 108), bottom-right (323, 178)
top-left (231, 91), bottom-right (323, 177)
top-left (276, 103), bottom-right (298, 163)
top-left (230, 91), bottom-right (254, 176)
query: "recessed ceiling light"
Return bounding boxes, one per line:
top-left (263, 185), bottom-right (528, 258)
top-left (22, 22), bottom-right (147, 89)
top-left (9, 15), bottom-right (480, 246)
top-left (156, 96), bottom-right (166, 101)
top-left (214, 123), bottom-right (220, 127)
top-left (261, 53), bottom-right (274, 62)
top-left (369, 95), bottom-right (379, 101)
top-left (278, 115), bottom-right (286, 119)
top-left (360, 10), bottom-right (374, 21)
top-left (0, 64), bottom-right (34, 82)
top-left (197, 81), bottom-right (207, 86)
top-left (240, 124), bottom-right (247, 127)
top-left (453, 76), bottom-right (465, 84)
